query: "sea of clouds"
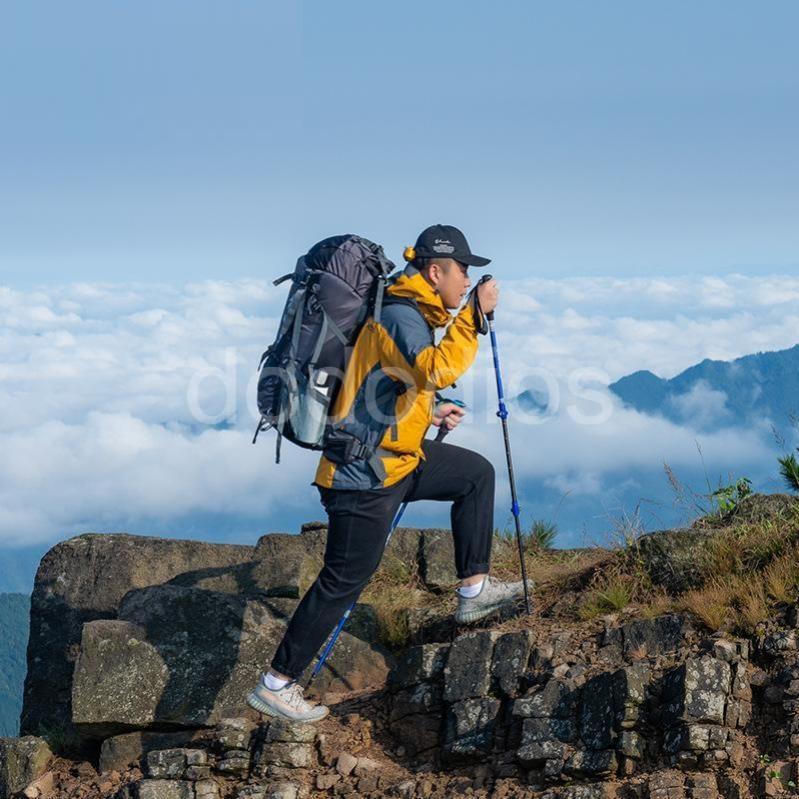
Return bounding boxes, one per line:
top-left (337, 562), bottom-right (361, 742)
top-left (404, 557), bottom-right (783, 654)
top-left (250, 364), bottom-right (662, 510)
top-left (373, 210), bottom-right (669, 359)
top-left (1, 274), bottom-right (798, 555)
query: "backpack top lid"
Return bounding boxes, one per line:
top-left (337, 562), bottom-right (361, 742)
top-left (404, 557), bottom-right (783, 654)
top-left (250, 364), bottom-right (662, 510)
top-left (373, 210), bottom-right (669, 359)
top-left (304, 234), bottom-right (395, 290)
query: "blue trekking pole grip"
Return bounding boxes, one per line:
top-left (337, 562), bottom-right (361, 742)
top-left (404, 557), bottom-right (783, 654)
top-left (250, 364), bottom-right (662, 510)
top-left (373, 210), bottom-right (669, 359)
top-left (480, 275), bottom-right (532, 615)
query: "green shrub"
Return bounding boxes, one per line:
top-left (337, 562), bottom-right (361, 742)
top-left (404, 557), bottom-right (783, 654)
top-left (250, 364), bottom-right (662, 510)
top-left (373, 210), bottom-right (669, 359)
top-left (710, 477), bottom-right (752, 516)
top-left (778, 451), bottom-right (799, 493)
top-left (527, 519), bottom-right (557, 551)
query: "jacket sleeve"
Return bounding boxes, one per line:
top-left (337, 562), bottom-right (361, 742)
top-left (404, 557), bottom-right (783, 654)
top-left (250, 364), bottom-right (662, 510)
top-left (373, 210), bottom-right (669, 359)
top-left (379, 303), bottom-right (479, 390)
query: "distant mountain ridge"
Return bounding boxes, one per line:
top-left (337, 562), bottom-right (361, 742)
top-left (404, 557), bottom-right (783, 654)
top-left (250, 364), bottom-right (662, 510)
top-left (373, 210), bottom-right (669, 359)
top-left (609, 343), bottom-right (799, 431)
top-left (0, 592), bottom-right (30, 736)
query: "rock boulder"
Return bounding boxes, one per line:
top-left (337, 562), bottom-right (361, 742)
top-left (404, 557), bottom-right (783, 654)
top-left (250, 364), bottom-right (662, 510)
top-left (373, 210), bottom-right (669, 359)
top-left (72, 585), bottom-right (390, 736)
top-left (0, 736), bottom-right (52, 799)
top-left (21, 533), bottom-right (257, 741)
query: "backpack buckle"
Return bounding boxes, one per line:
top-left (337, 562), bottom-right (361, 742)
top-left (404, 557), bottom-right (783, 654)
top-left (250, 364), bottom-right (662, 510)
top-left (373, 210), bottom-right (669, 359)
top-left (352, 441), bottom-right (373, 460)
top-left (307, 293), bottom-right (321, 314)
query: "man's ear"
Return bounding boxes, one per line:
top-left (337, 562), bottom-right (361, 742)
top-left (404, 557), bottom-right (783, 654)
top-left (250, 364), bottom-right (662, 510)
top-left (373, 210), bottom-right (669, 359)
top-left (425, 262), bottom-right (439, 294)
top-left (430, 260), bottom-right (450, 283)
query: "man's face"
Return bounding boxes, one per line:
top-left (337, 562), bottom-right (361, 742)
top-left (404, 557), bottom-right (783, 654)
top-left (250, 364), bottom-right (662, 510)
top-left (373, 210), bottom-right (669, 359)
top-left (429, 259), bottom-right (472, 310)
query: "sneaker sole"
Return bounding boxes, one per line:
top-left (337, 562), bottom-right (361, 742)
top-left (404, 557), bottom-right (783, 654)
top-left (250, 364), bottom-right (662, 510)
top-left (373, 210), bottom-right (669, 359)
top-left (246, 690), bottom-right (329, 723)
top-left (455, 598), bottom-right (526, 624)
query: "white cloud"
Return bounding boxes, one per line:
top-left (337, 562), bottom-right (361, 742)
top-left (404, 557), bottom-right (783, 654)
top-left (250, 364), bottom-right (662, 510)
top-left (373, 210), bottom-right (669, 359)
top-left (0, 274), bottom-right (795, 546)
top-left (667, 381), bottom-right (732, 429)
top-left (444, 395), bottom-right (772, 491)
top-left (492, 274), bottom-right (799, 383)
top-left (0, 411), bottom-right (320, 547)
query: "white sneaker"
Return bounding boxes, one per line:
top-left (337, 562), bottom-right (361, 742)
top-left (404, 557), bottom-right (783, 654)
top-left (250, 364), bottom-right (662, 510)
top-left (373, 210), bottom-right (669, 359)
top-left (246, 679), bottom-right (329, 722)
top-left (455, 575), bottom-right (534, 624)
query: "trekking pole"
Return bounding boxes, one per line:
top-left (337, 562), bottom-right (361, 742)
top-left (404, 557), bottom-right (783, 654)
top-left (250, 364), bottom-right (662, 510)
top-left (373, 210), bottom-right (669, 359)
top-left (307, 412), bottom-right (460, 687)
top-left (482, 276), bottom-right (532, 615)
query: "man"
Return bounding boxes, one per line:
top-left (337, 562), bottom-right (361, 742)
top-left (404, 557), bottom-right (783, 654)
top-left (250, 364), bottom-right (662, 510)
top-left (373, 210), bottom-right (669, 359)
top-left (247, 224), bottom-right (531, 722)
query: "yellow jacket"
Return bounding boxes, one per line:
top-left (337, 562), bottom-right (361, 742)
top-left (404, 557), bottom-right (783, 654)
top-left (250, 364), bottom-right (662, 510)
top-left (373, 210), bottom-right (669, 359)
top-left (314, 266), bottom-right (480, 490)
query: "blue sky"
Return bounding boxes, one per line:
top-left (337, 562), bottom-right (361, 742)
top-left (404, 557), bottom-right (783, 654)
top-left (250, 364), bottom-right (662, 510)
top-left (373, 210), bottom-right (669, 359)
top-left (2, 1), bottom-right (797, 285)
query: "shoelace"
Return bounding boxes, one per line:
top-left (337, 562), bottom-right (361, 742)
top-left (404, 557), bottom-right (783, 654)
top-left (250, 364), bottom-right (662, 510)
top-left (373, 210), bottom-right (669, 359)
top-left (281, 682), bottom-right (308, 709)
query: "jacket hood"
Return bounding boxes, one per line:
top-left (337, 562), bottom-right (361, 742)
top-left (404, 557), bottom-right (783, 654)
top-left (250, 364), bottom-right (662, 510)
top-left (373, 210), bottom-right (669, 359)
top-left (386, 266), bottom-right (452, 329)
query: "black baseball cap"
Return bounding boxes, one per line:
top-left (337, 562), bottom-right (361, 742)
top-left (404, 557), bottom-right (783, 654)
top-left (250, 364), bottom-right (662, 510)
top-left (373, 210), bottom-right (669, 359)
top-left (413, 224), bottom-right (491, 267)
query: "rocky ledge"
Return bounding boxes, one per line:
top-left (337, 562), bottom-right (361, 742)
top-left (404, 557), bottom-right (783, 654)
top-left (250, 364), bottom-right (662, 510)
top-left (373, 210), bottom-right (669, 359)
top-left (3, 494), bottom-right (799, 799)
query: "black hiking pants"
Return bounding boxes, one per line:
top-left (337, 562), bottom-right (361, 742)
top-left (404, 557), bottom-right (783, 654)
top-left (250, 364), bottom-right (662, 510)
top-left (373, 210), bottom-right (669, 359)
top-left (270, 439), bottom-right (495, 680)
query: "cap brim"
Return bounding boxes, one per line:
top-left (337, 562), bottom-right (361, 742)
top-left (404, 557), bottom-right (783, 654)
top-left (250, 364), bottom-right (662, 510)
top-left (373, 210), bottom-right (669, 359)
top-left (458, 254), bottom-right (491, 267)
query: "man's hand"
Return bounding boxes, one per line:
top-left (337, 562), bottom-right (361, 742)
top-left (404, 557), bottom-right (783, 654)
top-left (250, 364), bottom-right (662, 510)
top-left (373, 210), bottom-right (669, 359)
top-left (433, 401), bottom-right (467, 431)
top-left (476, 278), bottom-right (499, 315)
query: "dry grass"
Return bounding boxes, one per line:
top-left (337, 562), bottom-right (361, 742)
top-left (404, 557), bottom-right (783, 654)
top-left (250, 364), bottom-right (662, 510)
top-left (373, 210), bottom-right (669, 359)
top-left (361, 549), bottom-right (436, 649)
top-left (679, 575), bottom-right (776, 636)
top-left (570, 498), bottom-right (799, 633)
top-left (701, 516), bottom-right (794, 577)
top-left (493, 522), bottom-right (655, 620)
top-left (637, 591), bottom-right (675, 620)
top-left (360, 495), bottom-right (799, 644)
top-left (763, 550), bottom-right (799, 604)
top-left (675, 539), bottom-right (799, 635)
top-left (492, 535), bottom-right (619, 622)
top-left (737, 582), bottom-right (771, 634)
top-left (491, 533), bottom-right (610, 589)
top-left (577, 575), bottom-right (634, 620)
top-left (679, 504), bottom-right (799, 632)
top-left (680, 578), bottom-right (736, 632)
top-left (571, 528), bottom-right (662, 621)
top-left (363, 585), bottom-right (433, 648)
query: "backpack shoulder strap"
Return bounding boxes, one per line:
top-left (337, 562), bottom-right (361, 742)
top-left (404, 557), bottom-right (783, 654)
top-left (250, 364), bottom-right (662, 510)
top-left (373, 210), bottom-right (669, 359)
top-left (380, 295), bottom-right (432, 334)
top-left (380, 295), bottom-right (421, 313)
top-left (372, 276), bottom-right (387, 324)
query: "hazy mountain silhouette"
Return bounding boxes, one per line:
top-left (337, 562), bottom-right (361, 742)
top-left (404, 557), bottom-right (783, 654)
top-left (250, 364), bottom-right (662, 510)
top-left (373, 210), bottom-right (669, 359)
top-left (0, 592), bottom-right (30, 736)
top-left (609, 343), bottom-right (799, 432)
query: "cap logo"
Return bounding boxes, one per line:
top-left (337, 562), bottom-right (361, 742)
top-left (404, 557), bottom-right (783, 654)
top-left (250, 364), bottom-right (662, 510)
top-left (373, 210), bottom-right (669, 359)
top-left (432, 239), bottom-right (455, 254)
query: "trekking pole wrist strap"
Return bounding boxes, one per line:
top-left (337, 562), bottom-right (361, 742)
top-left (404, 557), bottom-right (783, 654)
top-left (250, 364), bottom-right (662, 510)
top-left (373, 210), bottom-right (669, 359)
top-left (469, 283), bottom-right (489, 335)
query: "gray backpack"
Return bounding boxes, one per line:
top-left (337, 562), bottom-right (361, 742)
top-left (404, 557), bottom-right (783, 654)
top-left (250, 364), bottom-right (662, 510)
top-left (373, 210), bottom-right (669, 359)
top-left (253, 235), bottom-right (396, 461)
